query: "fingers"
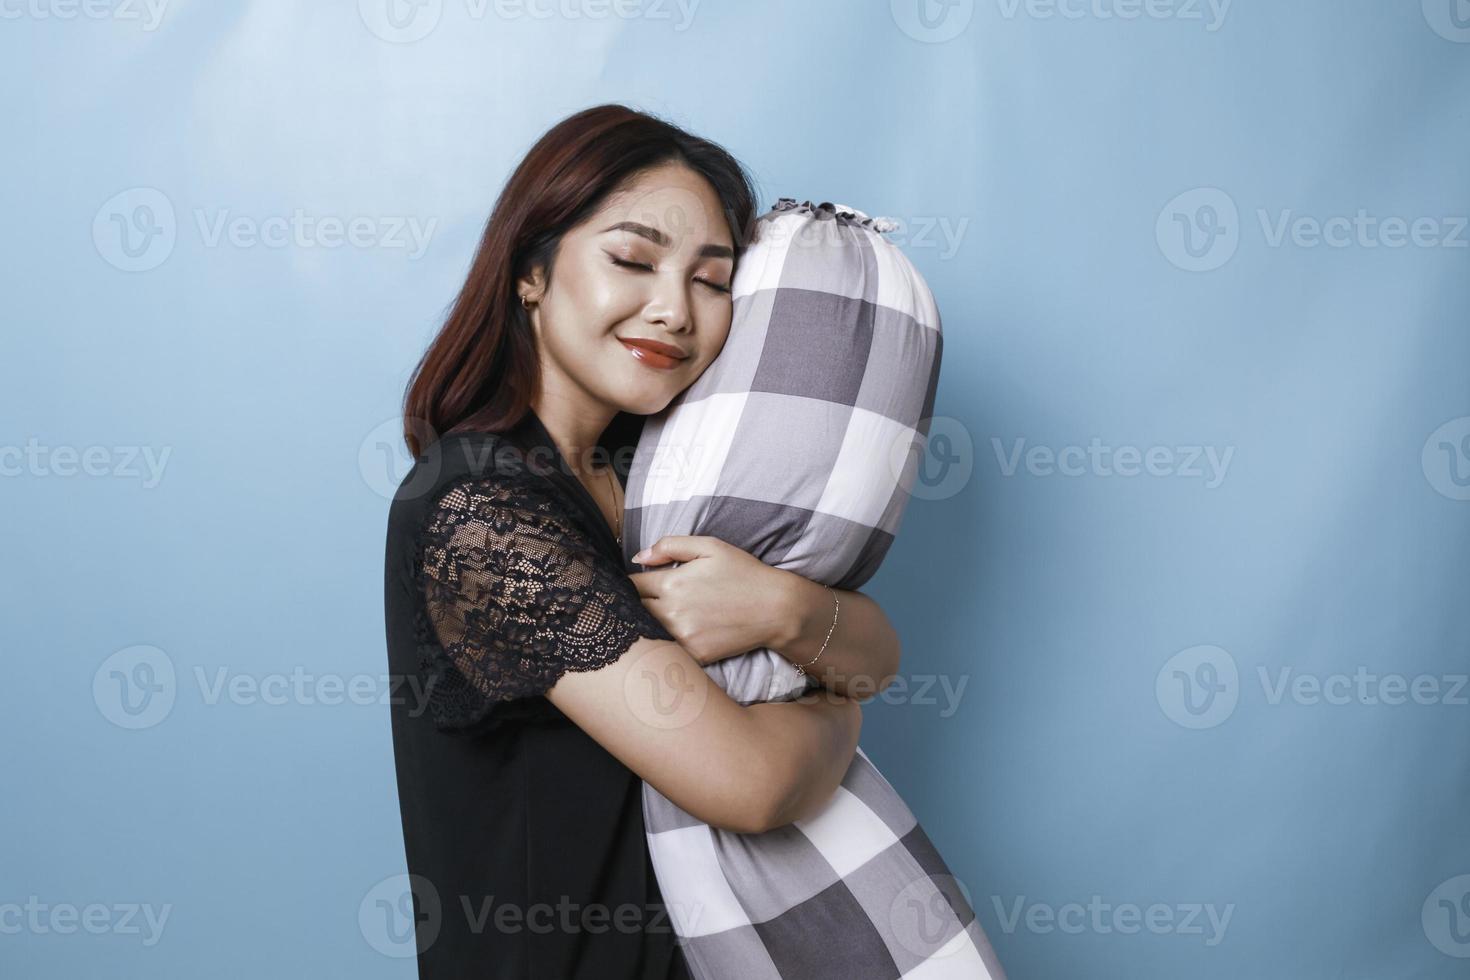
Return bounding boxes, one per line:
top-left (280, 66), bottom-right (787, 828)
top-left (628, 570), bottom-right (663, 598)
top-left (631, 535), bottom-right (716, 565)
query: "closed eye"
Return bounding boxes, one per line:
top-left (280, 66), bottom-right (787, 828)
top-left (610, 256), bottom-right (731, 295)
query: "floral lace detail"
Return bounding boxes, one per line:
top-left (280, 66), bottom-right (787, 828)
top-left (412, 469), bottom-right (674, 734)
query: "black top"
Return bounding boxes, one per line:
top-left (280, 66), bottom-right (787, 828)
top-left (382, 407), bottom-right (691, 980)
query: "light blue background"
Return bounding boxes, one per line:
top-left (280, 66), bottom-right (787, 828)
top-left (4, 1), bottom-right (1468, 977)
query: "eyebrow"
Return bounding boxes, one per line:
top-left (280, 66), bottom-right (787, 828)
top-left (600, 221), bottom-right (734, 260)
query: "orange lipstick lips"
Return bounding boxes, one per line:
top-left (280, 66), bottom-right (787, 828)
top-left (618, 337), bottom-right (686, 370)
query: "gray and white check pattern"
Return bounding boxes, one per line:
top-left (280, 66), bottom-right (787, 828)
top-left (621, 199), bottom-right (1006, 979)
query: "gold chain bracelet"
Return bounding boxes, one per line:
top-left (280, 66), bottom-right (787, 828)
top-left (793, 586), bottom-right (839, 676)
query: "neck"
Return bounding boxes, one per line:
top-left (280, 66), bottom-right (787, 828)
top-left (529, 390), bottom-right (616, 478)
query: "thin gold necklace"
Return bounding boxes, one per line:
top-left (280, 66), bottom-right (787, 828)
top-left (598, 463), bottom-right (623, 547)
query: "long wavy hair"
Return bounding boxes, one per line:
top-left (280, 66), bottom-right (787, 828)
top-left (400, 103), bottom-right (759, 459)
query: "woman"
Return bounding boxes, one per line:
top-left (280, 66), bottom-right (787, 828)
top-left (382, 104), bottom-right (904, 979)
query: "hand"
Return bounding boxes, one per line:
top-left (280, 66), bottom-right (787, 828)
top-left (628, 535), bottom-right (790, 667)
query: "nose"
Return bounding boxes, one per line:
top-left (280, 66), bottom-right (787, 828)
top-left (640, 272), bottom-right (693, 335)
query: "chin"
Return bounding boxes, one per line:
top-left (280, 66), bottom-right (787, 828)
top-left (616, 388), bottom-right (679, 418)
top-left (602, 361), bottom-right (685, 416)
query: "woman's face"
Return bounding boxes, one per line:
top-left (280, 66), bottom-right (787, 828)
top-left (520, 161), bottom-right (737, 418)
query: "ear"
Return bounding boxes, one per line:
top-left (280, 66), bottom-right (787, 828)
top-left (517, 264), bottom-right (547, 307)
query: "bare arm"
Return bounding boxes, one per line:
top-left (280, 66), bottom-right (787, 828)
top-left (421, 474), bottom-right (862, 836)
top-left (546, 636), bottom-right (861, 834)
top-left (769, 574), bottom-right (902, 700)
top-left (628, 538), bottom-right (902, 698)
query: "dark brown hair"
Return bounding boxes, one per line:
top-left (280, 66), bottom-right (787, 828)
top-left (400, 103), bottom-right (759, 459)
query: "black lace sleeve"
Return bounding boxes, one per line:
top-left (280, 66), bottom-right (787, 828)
top-left (413, 470), bottom-right (675, 734)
